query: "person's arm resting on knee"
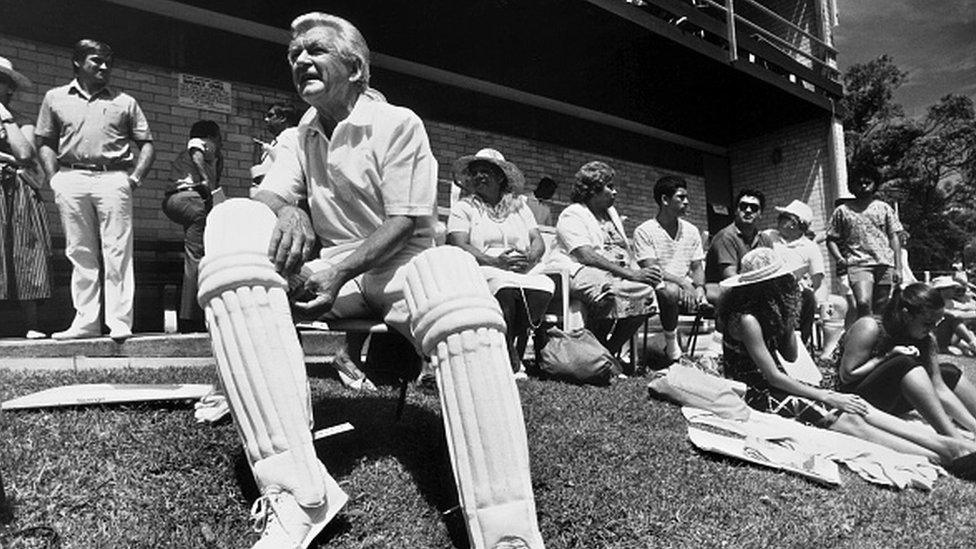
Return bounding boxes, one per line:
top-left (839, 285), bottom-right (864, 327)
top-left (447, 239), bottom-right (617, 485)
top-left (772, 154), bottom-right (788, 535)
top-left (573, 245), bottom-right (660, 286)
top-left (296, 215), bottom-right (416, 314)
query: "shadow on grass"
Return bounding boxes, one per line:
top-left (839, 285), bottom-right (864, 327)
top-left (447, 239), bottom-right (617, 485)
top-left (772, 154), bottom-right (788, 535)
top-left (313, 392), bottom-right (468, 548)
top-left (223, 370), bottom-right (467, 549)
top-left (0, 471), bottom-right (12, 525)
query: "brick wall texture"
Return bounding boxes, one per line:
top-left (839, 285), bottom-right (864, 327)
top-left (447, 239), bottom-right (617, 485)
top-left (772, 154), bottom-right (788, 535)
top-left (0, 33), bottom-right (710, 243)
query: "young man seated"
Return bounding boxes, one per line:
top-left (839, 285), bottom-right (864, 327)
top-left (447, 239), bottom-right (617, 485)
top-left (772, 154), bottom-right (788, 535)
top-left (633, 175), bottom-right (706, 360)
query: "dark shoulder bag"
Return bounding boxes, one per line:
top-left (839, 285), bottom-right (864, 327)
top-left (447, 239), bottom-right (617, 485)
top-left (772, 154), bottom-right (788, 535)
top-left (538, 326), bottom-right (617, 386)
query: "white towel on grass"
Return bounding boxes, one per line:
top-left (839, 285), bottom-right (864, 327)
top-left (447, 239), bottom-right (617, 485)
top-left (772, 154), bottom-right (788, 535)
top-left (683, 407), bottom-right (944, 491)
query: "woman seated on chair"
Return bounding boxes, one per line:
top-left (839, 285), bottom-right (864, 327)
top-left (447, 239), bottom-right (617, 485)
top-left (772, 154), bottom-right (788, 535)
top-left (550, 161), bottom-right (661, 357)
top-left (833, 282), bottom-right (976, 443)
top-left (720, 248), bottom-right (976, 477)
top-left (447, 148), bottom-right (554, 376)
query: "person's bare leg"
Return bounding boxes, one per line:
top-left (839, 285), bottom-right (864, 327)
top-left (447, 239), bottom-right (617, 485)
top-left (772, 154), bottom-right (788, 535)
top-left (899, 366), bottom-right (964, 438)
top-left (655, 283), bottom-right (683, 360)
top-left (851, 280), bottom-right (874, 318)
top-left (949, 376), bottom-right (976, 431)
top-left (333, 333), bottom-right (374, 391)
top-left (588, 318), bottom-right (614, 347)
top-left (873, 283), bottom-right (892, 316)
top-left (831, 413), bottom-right (941, 462)
top-left (606, 316), bottom-right (645, 356)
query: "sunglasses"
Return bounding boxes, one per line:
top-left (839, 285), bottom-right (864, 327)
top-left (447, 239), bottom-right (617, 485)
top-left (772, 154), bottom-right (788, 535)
top-left (738, 202), bottom-right (761, 213)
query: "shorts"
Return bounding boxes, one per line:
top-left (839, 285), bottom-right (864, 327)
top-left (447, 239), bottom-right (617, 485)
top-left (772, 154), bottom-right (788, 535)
top-left (848, 264), bottom-right (894, 286)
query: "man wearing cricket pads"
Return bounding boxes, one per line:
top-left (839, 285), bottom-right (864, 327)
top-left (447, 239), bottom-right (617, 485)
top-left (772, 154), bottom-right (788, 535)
top-left (197, 12), bottom-right (543, 549)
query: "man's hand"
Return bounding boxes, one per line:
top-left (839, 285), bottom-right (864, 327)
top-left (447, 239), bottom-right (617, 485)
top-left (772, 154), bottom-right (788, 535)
top-left (293, 265), bottom-right (345, 315)
top-left (629, 266), bottom-right (662, 286)
top-left (677, 279), bottom-right (702, 310)
top-left (892, 269), bottom-right (903, 286)
top-left (268, 205), bottom-right (316, 275)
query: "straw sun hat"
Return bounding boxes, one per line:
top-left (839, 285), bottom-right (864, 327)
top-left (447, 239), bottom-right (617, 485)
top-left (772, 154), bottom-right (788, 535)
top-left (0, 56), bottom-right (32, 89)
top-left (720, 247), bottom-right (800, 289)
top-left (452, 148), bottom-right (526, 195)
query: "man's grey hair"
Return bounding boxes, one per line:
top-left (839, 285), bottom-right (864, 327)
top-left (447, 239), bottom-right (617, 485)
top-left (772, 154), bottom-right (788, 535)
top-left (290, 12), bottom-right (370, 91)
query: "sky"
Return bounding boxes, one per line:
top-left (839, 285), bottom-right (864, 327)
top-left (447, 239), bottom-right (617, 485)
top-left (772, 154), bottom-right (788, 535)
top-left (833, 0), bottom-right (976, 118)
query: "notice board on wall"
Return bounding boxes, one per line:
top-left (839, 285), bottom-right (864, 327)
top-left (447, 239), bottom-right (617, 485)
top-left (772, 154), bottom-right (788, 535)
top-left (177, 73), bottom-right (232, 114)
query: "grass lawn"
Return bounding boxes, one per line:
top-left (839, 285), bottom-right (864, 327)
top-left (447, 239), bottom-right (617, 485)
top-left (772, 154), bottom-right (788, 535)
top-left (3, 358), bottom-right (976, 548)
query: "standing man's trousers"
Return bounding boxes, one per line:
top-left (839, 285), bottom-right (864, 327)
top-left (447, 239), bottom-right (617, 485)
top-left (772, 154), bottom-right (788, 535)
top-left (51, 169), bottom-right (134, 334)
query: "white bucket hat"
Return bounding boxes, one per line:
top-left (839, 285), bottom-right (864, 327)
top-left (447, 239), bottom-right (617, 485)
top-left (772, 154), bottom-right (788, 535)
top-left (720, 247), bottom-right (798, 289)
top-left (774, 200), bottom-right (813, 226)
top-left (0, 56), bottom-right (32, 89)
top-left (452, 148), bottom-right (525, 195)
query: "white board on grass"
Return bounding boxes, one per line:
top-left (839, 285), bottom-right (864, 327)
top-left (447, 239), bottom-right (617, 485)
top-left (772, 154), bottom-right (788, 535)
top-left (1, 384), bottom-right (214, 410)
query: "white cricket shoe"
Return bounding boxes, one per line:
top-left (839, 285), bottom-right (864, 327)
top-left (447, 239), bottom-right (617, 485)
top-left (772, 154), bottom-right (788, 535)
top-left (250, 486), bottom-right (345, 549)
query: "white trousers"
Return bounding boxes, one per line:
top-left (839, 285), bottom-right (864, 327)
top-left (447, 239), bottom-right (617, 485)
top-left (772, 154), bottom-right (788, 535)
top-left (51, 169), bottom-right (134, 333)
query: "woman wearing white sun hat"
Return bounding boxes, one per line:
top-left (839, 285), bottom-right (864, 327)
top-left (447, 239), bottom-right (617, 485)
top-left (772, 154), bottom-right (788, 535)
top-left (447, 148), bottom-right (554, 375)
top-left (0, 55), bottom-right (51, 339)
top-left (759, 199), bottom-right (824, 345)
top-left (719, 247), bottom-right (976, 478)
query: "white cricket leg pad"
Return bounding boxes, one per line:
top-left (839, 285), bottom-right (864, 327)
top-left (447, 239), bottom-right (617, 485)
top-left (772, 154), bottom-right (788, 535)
top-left (402, 246), bottom-right (544, 549)
top-left (199, 199), bottom-right (345, 511)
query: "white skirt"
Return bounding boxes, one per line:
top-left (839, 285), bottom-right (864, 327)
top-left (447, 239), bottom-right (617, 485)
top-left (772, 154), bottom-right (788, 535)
top-left (479, 265), bottom-right (555, 296)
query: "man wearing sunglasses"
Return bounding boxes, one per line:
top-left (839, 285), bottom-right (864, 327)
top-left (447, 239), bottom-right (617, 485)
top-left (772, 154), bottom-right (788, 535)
top-left (704, 189), bottom-right (765, 303)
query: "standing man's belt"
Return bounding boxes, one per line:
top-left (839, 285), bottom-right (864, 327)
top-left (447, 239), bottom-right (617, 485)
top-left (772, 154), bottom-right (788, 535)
top-left (61, 162), bottom-right (132, 171)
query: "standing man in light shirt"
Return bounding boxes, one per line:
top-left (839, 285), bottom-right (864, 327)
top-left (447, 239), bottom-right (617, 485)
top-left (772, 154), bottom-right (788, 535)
top-left (634, 175), bottom-right (705, 361)
top-left (35, 39), bottom-right (155, 342)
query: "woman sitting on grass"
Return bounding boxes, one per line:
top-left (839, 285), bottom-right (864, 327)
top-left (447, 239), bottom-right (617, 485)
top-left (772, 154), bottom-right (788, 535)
top-left (720, 248), bottom-right (976, 477)
top-left (835, 282), bottom-right (976, 441)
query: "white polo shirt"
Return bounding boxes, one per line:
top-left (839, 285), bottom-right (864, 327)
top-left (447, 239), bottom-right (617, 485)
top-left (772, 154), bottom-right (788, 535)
top-left (259, 94), bottom-right (438, 267)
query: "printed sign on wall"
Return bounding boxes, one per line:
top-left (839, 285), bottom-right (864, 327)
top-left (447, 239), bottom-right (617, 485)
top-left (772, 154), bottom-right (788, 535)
top-left (177, 73), bottom-right (232, 114)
